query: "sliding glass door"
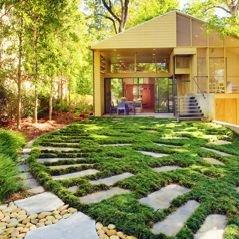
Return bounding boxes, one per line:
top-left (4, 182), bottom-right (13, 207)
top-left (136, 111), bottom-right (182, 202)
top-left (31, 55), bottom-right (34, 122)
top-left (155, 78), bottom-right (173, 113)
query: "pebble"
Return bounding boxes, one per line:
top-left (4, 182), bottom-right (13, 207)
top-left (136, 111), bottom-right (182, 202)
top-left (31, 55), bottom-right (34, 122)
top-left (96, 222), bottom-right (137, 239)
top-left (0, 202), bottom-right (78, 238)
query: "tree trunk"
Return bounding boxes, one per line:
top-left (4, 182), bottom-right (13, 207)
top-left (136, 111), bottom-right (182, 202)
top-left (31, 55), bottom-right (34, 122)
top-left (16, 28), bottom-right (23, 130)
top-left (34, 85), bottom-right (38, 124)
top-left (33, 28), bottom-right (39, 124)
top-left (49, 79), bottom-right (53, 121)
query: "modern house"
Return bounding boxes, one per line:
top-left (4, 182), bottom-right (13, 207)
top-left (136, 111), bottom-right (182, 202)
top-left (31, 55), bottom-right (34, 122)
top-left (91, 11), bottom-right (239, 126)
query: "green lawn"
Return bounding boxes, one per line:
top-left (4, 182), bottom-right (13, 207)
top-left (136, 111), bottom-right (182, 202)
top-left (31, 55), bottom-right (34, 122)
top-left (29, 117), bottom-right (239, 238)
top-left (0, 129), bottom-right (25, 201)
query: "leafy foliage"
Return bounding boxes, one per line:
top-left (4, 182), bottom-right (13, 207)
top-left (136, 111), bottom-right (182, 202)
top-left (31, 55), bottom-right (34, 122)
top-left (0, 129), bottom-right (25, 201)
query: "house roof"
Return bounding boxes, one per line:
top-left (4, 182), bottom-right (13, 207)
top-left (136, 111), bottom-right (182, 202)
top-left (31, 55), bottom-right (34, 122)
top-left (91, 11), bottom-right (178, 50)
top-left (91, 10), bottom-right (239, 50)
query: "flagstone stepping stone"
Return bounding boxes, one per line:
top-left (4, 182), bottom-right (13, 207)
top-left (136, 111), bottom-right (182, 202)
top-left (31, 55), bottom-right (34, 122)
top-left (156, 143), bottom-right (180, 148)
top-left (90, 172), bottom-right (134, 186)
top-left (37, 158), bottom-right (84, 163)
top-left (25, 212), bottom-right (99, 239)
top-left (194, 214), bottom-right (227, 239)
top-left (27, 186), bottom-right (45, 195)
top-left (101, 144), bottom-right (131, 147)
top-left (52, 169), bottom-right (99, 180)
top-left (20, 172), bottom-right (33, 180)
top-left (139, 184), bottom-right (190, 211)
top-left (18, 163), bottom-right (29, 172)
top-left (203, 158), bottom-right (225, 166)
top-left (45, 142), bottom-right (80, 146)
top-left (79, 187), bottom-right (131, 204)
top-left (153, 166), bottom-right (182, 173)
top-left (211, 140), bottom-right (231, 145)
top-left (48, 163), bottom-right (92, 170)
top-left (68, 186), bottom-right (78, 193)
top-left (40, 146), bottom-right (81, 152)
top-left (151, 200), bottom-right (200, 236)
top-left (14, 192), bottom-right (64, 214)
top-left (138, 151), bottom-right (168, 158)
top-left (201, 147), bottom-right (232, 157)
top-left (22, 148), bottom-right (32, 154)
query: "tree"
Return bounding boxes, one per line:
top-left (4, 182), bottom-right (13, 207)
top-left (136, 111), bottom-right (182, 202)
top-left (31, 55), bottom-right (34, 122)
top-left (185, 0), bottom-right (239, 36)
top-left (98, 0), bottom-right (130, 33)
top-left (128, 0), bottom-right (179, 27)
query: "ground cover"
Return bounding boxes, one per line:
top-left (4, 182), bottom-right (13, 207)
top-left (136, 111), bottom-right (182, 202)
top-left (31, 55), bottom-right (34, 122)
top-left (28, 117), bottom-right (239, 238)
top-left (0, 129), bottom-right (25, 201)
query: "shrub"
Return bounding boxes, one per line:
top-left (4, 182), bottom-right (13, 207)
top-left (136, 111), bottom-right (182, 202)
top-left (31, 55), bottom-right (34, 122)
top-left (0, 129), bottom-right (25, 201)
top-left (0, 154), bottom-right (21, 201)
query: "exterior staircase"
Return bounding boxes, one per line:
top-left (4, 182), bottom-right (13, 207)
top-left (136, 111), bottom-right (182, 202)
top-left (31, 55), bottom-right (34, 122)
top-left (175, 96), bottom-right (204, 121)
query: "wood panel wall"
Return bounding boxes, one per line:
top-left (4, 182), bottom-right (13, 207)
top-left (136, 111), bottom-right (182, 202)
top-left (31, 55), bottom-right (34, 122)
top-left (215, 94), bottom-right (239, 125)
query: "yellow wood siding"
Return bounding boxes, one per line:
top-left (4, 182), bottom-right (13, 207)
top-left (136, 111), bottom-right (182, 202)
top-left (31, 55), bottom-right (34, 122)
top-left (92, 12), bottom-right (176, 49)
top-left (94, 51), bottom-right (104, 116)
top-left (214, 94), bottom-right (239, 125)
top-left (226, 49), bottom-right (239, 85)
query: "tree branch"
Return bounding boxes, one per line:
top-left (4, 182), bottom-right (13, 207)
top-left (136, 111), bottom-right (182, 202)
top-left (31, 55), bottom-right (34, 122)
top-left (205, 5), bottom-right (232, 14)
top-left (101, 0), bottom-right (121, 23)
top-left (97, 13), bottom-right (118, 34)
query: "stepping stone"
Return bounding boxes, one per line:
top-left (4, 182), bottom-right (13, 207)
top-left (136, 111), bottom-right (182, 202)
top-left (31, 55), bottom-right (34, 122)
top-left (139, 184), bottom-right (190, 211)
top-left (25, 212), bottom-right (98, 239)
top-left (22, 148), bottom-right (32, 154)
top-left (68, 186), bottom-right (78, 193)
top-left (14, 192), bottom-right (64, 214)
top-left (201, 147), bottom-right (232, 157)
top-left (52, 169), bottom-right (99, 180)
top-left (40, 147), bottom-right (81, 152)
top-left (90, 173), bottom-right (134, 186)
top-left (203, 158), bottom-right (225, 166)
top-left (20, 172), bottom-right (33, 180)
top-left (211, 140), bottom-right (231, 145)
top-left (48, 163), bottom-right (92, 170)
top-left (27, 186), bottom-right (45, 195)
top-left (156, 143), bottom-right (180, 148)
top-left (194, 214), bottom-right (227, 239)
top-left (153, 166), bottom-right (182, 173)
top-left (79, 187), bottom-right (130, 204)
top-left (138, 151), bottom-right (168, 158)
top-left (23, 178), bottom-right (41, 189)
top-left (37, 158), bottom-right (84, 163)
top-left (101, 144), bottom-right (131, 147)
top-left (151, 200), bottom-right (200, 236)
top-left (18, 163), bottom-right (29, 173)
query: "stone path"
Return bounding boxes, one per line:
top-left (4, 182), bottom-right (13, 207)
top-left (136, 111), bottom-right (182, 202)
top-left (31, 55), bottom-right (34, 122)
top-left (211, 140), bottom-right (231, 145)
top-left (90, 172), bottom-right (133, 186)
top-left (18, 140), bottom-right (45, 196)
top-left (203, 158), bottom-right (225, 166)
top-left (153, 166), bottom-right (182, 173)
top-left (201, 147), bottom-right (232, 157)
top-left (79, 187), bottom-right (131, 204)
top-left (15, 192), bottom-right (64, 214)
top-left (52, 169), bottom-right (99, 180)
top-left (101, 144), bottom-right (131, 147)
top-left (40, 147), bottom-right (81, 152)
top-left (194, 214), bottom-right (227, 239)
top-left (151, 200), bottom-right (200, 236)
top-left (138, 151), bottom-right (168, 158)
top-left (139, 184), bottom-right (190, 211)
top-left (37, 157), bottom-right (84, 163)
top-left (25, 212), bottom-right (98, 239)
top-left (156, 143), bottom-right (180, 148)
top-left (48, 163), bottom-right (92, 170)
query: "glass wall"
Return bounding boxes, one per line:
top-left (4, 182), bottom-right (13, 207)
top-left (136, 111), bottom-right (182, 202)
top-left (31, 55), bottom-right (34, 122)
top-left (197, 48), bottom-right (208, 93)
top-left (209, 48), bottom-right (225, 93)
